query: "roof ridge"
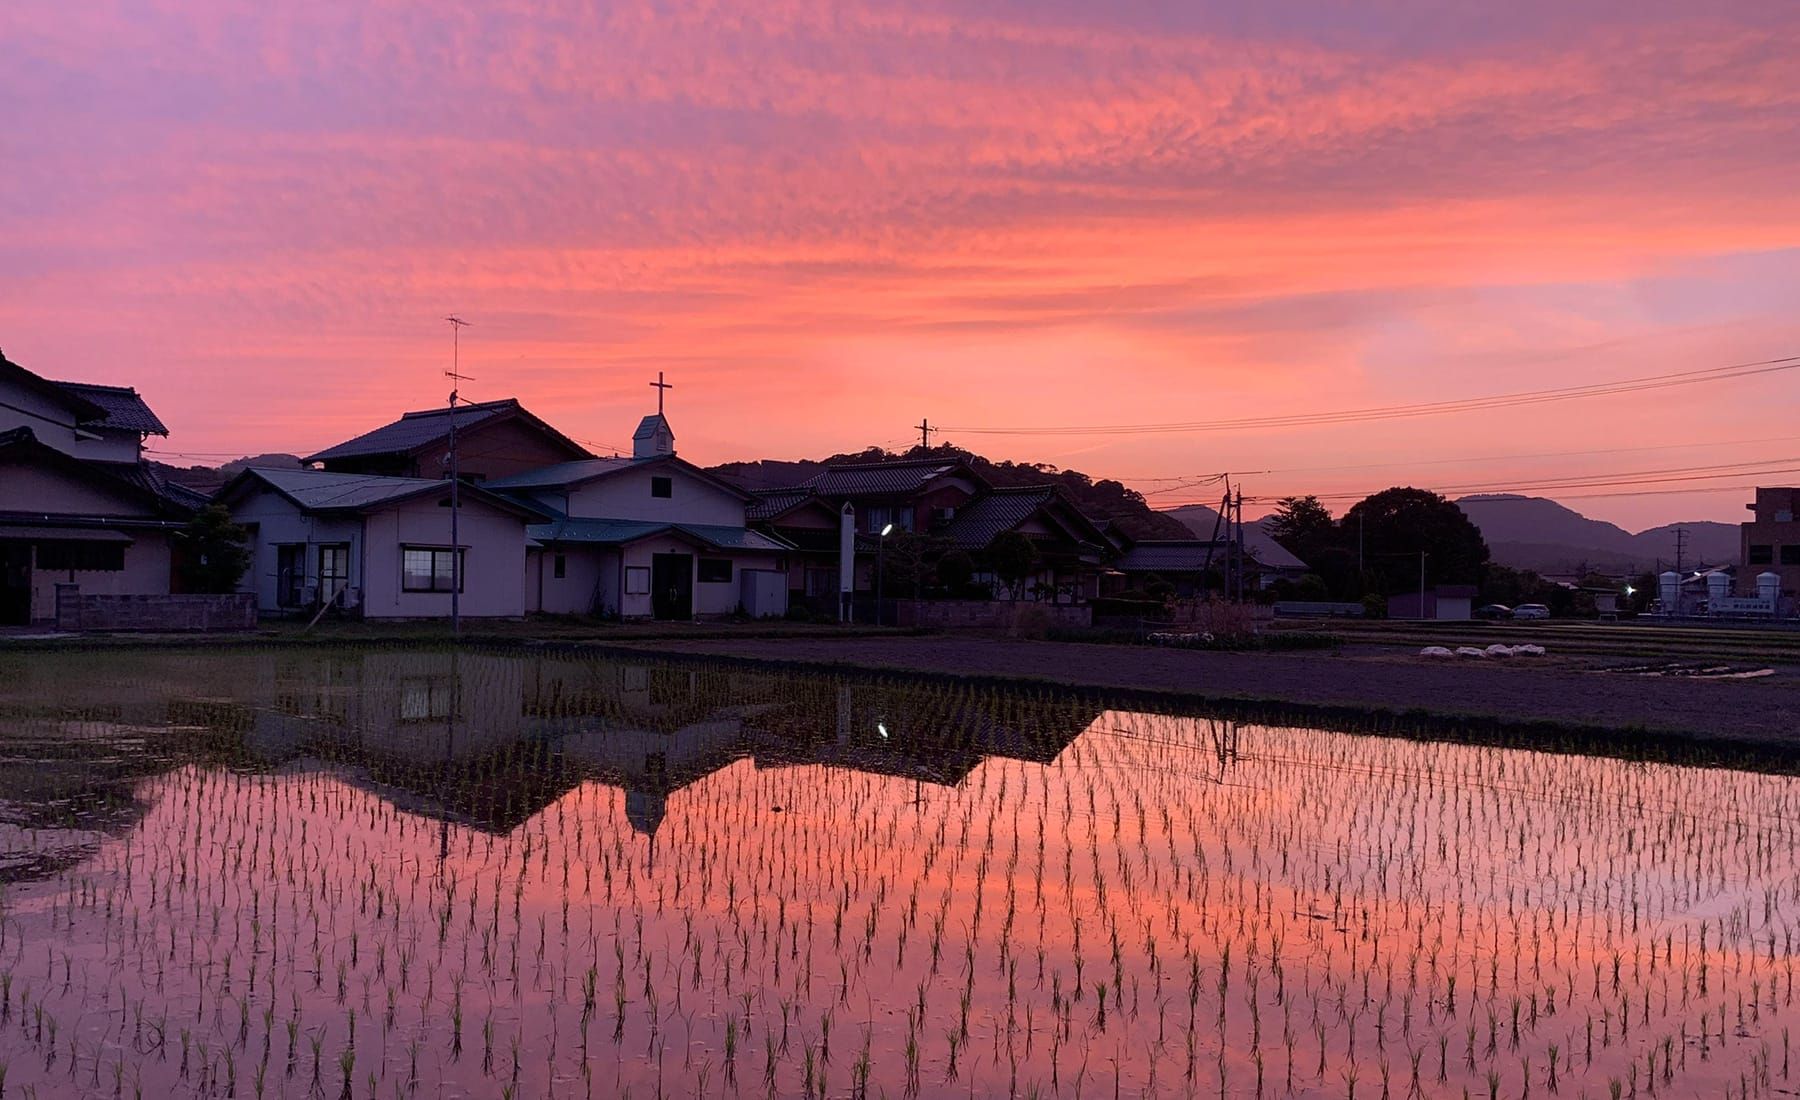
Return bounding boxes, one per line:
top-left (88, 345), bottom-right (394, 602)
top-left (50, 379), bottom-right (140, 394)
top-left (398, 398), bottom-right (516, 419)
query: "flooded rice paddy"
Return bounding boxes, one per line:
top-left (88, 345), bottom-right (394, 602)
top-left (0, 645), bottom-right (1795, 1099)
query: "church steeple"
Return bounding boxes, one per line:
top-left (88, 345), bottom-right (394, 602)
top-left (633, 372), bottom-right (675, 459)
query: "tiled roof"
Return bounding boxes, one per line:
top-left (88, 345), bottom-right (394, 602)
top-left (306, 398), bottom-right (590, 465)
top-left (1115, 541), bottom-right (1230, 573)
top-left (528, 517), bottom-right (790, 552)
top-left (806, 459), bottom-right (973, 498)
top-left (50, 381), bottom-right (169, 435)
top-left (306, 400), bottom-right (514, 462)
top-left (937, 486), bottom-right (1060, 550)
top-left (230, 467), bottom-right (540, 518)
top-left (239, 468), bottom-right (454, 510)
top-left (485, 457), bottom-right (633, 490)
top-left (747, 489), bottom-right (821, 521)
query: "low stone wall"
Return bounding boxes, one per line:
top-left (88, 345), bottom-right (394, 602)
top-left (54, 586), bottom-right (257, 632)
top-left (892, 599), bottom-right (1092, 630)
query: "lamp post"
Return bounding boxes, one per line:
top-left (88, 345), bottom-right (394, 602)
top-left (876, 523), bottom-right (894, 626)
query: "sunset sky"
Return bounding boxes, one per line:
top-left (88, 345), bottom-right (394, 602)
top-left (4, 1), bottom-right (1798, 528)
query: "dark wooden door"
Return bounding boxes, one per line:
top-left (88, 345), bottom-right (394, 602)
top-left (0, 543), bottom-right (31, 625)
top-left (651, 553), bottom-right (692, 620)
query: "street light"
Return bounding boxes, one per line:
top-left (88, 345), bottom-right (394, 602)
top-left (876, 522), bottom-right (894, 626)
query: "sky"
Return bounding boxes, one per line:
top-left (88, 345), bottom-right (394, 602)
top-left (4, 1), bottom-right (1798, 530)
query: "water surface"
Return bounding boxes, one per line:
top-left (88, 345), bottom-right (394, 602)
top-left (0, 646), bottom-right (1792, 1098)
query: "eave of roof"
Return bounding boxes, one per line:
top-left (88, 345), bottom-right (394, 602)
top-left (48, 380), bottom-right (170, 435)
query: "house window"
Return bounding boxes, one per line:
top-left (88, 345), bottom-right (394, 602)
top-left (625, 566), bottom-right (651, 595)
top-left (865, 506), bottom-right (913, 534)
top-left (698, 558), bottom-right (732, 583)
top-left (1782, 546), bottom-right (1800, 566)
top-left (1748, 544), bottom-right (1774, 565)
top-left (276, 544), bottom-right (306, 607)
top-left (651, 476), bottom-right (673, 498)
top-left (398, 677), bottom-right (457, 722)
top-left (401, 546), bottom-right (465, 593)
top-left (318, 544), bottom-right (351, 600)
top-left (553, 554), bottom-right (567, 579)
top-left (35, 541), bottom-right (125, 572)
top-left (804, 567), bottom-right (836, 598)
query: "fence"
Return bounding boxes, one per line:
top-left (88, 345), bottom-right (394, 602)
top-left (54, 585), bottom-right (257, 632)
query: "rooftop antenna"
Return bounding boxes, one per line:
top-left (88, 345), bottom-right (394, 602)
top-left (445, 316), bottom-right (474, 637)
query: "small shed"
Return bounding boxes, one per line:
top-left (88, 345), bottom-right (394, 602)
top-left (1387, 584), bottom-right (1477, 621)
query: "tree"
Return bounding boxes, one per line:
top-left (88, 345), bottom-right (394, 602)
top-left (987, 531), bottom-right (1039, 599)
top-left (174, 505), bottom-right (251, 594)
top-left (1265, 495), bottom-right (1338, 566)
top-left (1341, 488), bottom-right (1489, 596)
top-left (935, 549), bottom-right (975, 595)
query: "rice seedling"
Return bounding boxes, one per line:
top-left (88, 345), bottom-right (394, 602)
top-left (0, 644), bottom-right (1791, 1095)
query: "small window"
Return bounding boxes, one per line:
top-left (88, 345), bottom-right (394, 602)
top-left (651, 477), bottom-right (673, 499)
top-left (698, 558), bottom-right (732, 583)
top-left (1782, 546), bottom-right (1800, 566)
top-left (625, 566), bottom-right (651, 595)
top-left (1748, 544), bottom-right (1774, 565)
top-left (402, 546), bottom-right (465, 592)
top-left (553, 554), bottom-right (567, 579)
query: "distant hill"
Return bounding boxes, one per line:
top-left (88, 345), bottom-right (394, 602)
top-left (1453, 494), bottom-right (1738, 573)
top-left (153, 453), bottom-right (307, 495)
top-left (711, 445), bottom-right (1191, 540)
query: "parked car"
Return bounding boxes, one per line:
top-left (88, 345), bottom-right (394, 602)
top-left (1473, 604), bottom-right (1513, 620)
top-left (1513, 603), bottom-right (1551, 620)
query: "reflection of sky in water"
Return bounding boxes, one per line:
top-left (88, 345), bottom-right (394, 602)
top-left (0, 647), bottom-right (1794, 1097)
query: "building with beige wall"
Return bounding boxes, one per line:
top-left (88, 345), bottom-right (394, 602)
top-left (1742, 487), bottom-right (1800, 598)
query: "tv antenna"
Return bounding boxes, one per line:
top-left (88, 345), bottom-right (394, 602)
top-left (445, 316), bottom-right (473, 636)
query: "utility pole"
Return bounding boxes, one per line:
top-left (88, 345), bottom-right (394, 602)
top-left (445, 316), bottom-right (473, 637)
top-left (916, 419), bottom-right (935, 451)
top-left (1418, 551), bottom-right (1428, 620)
top-left (1673, 526), bottom-right (1687, 573)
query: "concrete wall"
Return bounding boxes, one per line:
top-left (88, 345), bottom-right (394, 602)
top-left (55, 588), bottom-right (255, 632)
top-left (569, 465), bottom-right (746, 526)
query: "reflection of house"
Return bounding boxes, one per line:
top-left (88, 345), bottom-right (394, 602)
top-left (0, 351), bottom-right (200, 624)
top-left (489, 411), bottom-right (789, 620)
top-left (305, 398), bottom-right (591, 482)
top-left (218, 468), bottom-right (544, 617)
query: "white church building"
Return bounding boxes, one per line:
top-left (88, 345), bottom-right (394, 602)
top-left (490, 410), bottom-right (792, 619)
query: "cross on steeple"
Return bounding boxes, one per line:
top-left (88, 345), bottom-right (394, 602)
top-left (650, 371), bottom-right (673, 415)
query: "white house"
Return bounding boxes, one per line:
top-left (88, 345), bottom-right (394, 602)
top-left (488, 413), bottom-right (791, 620)
top-left (217, 467), bottom-right (544, 619)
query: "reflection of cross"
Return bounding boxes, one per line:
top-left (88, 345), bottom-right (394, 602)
top-left (650, 371), bottom-right (673, 415)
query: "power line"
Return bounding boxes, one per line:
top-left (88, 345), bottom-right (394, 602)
top-left (937, 354), bottom-right (1800, 437)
